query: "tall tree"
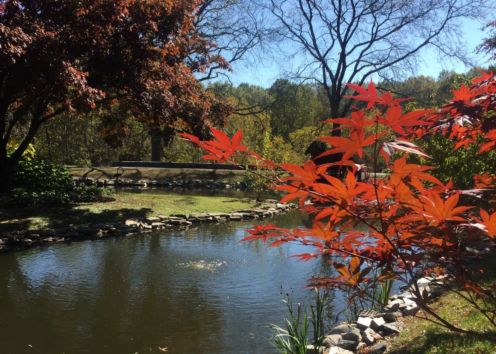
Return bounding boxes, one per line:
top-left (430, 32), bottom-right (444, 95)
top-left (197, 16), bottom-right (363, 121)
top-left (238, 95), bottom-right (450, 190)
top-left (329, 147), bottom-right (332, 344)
top-left (265, 0), bottom-right (487, 135)
top-left (148, 0), bottom-right (264, 161)
top-left (268, 79), bottom-right (328, 137)
top-left (0, 0), bottom-right (230, 190)
top-left (479, 20), bottom-right (496, 60)
top-left (195, 0), bottom-right (265, 82)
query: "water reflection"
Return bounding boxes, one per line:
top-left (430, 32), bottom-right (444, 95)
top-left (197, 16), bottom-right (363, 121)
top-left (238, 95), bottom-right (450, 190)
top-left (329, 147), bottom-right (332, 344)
top-left (0, 212), bottom-right (333, 354)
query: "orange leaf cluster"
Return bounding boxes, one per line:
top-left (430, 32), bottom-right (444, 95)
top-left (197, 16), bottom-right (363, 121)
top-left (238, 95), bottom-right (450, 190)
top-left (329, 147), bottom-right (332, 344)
top-left (182, 73), bottom-right (496, 308)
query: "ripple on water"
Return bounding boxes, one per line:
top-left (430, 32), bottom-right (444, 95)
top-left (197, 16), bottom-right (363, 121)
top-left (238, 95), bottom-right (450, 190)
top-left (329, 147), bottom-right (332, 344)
top-left (176, 259), bottom-right (227, 272)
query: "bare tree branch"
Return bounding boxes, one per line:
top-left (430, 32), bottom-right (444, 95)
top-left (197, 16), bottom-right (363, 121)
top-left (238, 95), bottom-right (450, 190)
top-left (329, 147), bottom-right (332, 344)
top-left (262, 0), bottom-right (491, 135)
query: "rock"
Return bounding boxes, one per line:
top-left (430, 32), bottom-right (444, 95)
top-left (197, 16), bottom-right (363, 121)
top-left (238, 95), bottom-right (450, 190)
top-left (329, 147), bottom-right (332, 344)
top-left (170, 214), bottom-right (190, 219)
top-left (39, 229), bottom-right (56, 237)
top-left (429, 285), bottom-right (444, 297)
top-left (356, 316), bottom-right (373, 330)
top-left (368, 340), bottom-right (387, 353)
top-left (329, 324), bottom-right (356, 335)
top-left (362, 328), bottom-right (378, 345)
top-left (228, 213), bottom-right (243, 221)
top-left (145, 217), bottom-right (161, 223)
top-left (125, 219), bottom-right (140, 227)
top-left (337, 339), bottom-right (358, 351)
top-left (356, 342), bottom-right (366, 352)
top-left (22, 238), bottom-right (33, 245)
top-left (151, 222), bottom-right (166, 229)
top-left (107, 227), bottom-right (118, 235)
top-left (140, 223), bottom-right (153, 230)
top-left (29, 233), bottom-right (40, 240)
top-left (306, 344), bottom-right (325, 354)
top-left (384, 299), bottom-right (402, 312)
top-left (383, 312), bottom-right (401, 323)
top-left (341, 327), bottom-right (361, 342)
top-left (402, 304), bottom-right (419, 316)
top-left (370, 317), bottom-right (386, 331)
top-left (417, 277), bottom-right (432, 286)
top-left (380, 322), bottom-right (401, 336)
top-left (167, 219), bottom-right (192, 226)
top-left (325, 346), bottom-right (354, 354)
top-left (323, 334), bottom-right (342, 348)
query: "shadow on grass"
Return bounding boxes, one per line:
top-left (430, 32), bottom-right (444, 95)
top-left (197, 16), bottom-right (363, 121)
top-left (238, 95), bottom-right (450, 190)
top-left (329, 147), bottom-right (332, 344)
top-left (0, 206), bottom-right (153, 233)
top-left (390, 329), bottom-right (496, 354)
top-left (176, 196), bottom-right (196, 206)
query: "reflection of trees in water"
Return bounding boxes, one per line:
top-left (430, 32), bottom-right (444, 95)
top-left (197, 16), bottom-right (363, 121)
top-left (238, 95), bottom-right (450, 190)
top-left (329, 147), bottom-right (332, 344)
top-left (0, 240), bottom-right (225, 354)
top-left (0, 210), bottom-right (324, 354)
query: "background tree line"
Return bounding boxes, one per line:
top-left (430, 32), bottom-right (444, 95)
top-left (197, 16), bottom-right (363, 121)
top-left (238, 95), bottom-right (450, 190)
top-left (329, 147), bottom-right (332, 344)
top-left (33, 66), bottom-right (495, 168)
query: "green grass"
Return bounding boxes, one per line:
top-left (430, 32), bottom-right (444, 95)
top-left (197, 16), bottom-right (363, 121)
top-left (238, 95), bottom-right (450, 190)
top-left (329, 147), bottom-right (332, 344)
top-left (0, 190), bottom-right (258, 232)
top-left (390, 258), bottom-right (496, 354)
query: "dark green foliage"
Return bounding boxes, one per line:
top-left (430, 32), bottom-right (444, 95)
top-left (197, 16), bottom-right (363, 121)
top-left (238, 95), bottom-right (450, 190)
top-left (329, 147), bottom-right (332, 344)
top-left (8, 159), bottom-right (112, 207)
top-left (419, 133), bottom-right (496, 189)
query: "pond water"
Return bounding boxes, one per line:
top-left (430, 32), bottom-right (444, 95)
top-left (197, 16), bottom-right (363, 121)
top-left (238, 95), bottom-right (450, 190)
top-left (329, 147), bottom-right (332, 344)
top-left (0, 211), bottom-right (339, 354)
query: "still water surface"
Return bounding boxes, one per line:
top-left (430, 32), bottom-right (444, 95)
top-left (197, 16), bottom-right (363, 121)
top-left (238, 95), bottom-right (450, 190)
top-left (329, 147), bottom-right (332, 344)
top-left (0, 212), bottom-right (335, 354)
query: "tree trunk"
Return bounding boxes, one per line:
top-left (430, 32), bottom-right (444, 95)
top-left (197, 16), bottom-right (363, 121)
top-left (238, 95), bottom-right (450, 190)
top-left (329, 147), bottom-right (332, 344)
top-left (330, 96), bottom-right (342, 137)
top-left (150, 128), bottom-right (163, 162)
top-left (0, 156), bottom-right (15, 194)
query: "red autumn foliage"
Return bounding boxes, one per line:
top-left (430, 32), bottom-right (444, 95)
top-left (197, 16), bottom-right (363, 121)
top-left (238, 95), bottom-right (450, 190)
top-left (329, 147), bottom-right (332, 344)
top-left (0, 0), bottom-right (231, 191)
top-left (183, 73), bottom-right (496, 333)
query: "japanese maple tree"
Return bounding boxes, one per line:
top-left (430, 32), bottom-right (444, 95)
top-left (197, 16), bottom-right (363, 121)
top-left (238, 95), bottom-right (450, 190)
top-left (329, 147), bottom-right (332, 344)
top-left (183, 73), bottom-right (496, 333)
top-left (0, 0), bottom-right (230, 192)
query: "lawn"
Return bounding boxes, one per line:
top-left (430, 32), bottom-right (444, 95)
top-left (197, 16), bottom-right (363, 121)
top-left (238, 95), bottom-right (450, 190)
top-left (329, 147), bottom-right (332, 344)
top-left (390, 257), bottom-right (496, 354)
top-left (0, 190), bottom-right (258, 232)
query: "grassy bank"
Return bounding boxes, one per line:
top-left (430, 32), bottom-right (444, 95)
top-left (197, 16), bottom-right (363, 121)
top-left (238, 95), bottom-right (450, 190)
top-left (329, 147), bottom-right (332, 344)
top-left (390, 259), bottom-right (496, 354)
top-left (0, 190), bottom-right (258, 232)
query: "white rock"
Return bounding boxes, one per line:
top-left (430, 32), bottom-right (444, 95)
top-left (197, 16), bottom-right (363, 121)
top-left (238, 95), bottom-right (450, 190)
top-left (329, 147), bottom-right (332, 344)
top-left (356, 316), bottom-right (373, 330)
top-left (362, 328), bottom-right (379, 345)
top-left (326, 347), bottom-right (354, 354)
top-left (402, 304), bottom-right (419, 316)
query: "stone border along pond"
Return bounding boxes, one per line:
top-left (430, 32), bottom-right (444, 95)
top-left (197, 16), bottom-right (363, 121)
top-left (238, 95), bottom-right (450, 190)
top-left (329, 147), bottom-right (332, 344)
top-left (309, 276), bottom-right (448, 354)
top-left (73, 176), bottom-right (249, 190)
top-left (0, 201), bottom-right (294, 253)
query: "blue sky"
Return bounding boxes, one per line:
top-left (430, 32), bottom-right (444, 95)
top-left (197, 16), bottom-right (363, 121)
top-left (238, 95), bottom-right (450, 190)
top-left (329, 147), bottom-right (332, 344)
top-left (223, 18), bottom-right (491, 88)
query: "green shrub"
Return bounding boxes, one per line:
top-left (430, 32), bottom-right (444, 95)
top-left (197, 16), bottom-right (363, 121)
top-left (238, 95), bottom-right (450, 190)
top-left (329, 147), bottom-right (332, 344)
top-left (8, 158), bottom-right (112, 207)
top-left (417, 133), bottom-right (496, 189)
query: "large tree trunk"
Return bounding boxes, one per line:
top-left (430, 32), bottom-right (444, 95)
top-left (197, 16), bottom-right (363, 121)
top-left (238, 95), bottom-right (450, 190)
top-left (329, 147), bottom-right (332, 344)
top-left (0, 156), bottom-right (15, 194)
top-left (329, 95), bottom-right (342, 137)
top-left (150, 128), bottom-right (163, 162)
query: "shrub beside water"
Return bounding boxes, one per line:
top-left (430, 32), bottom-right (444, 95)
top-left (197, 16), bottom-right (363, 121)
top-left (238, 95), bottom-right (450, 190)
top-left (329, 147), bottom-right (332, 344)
top-left (7, 158), bottom-right (112, 207)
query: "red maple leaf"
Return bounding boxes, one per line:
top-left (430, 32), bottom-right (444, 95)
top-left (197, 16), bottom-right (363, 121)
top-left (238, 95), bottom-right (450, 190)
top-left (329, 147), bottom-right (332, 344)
top-left (379, 105), bottom-right (432, 135)
top-left (325, 110), bottom-right (373, 134)
top-left (180, 128), bottom-right (247, 163)
top-left (319, 131), bottom-right (382, 160)
top-left (411, 193), bottom-right (472, 226)
top-left (480, 210), bottom-right (496, 237)
top-left (346, 82), bottom-right (379, 109)
top-left (452, 84), bottom-right (472, 102)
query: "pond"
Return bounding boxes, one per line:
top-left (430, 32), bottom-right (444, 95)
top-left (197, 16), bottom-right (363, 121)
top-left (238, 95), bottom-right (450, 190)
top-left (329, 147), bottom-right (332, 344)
top-left (0, 211), bottom-right (341, 354)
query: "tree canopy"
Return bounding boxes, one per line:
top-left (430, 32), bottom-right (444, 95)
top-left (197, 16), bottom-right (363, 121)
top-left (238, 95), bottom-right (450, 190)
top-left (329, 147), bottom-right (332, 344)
top-left (0, 0), bottom-right (230, 190)
top-left (263, 0), bottom-right (488, 135)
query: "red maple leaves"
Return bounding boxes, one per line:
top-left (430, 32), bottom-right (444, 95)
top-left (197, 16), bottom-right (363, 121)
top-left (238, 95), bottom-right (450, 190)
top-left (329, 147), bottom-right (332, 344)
top-left (182, 74), bottom-right (496, 329)
top-left (180, 128), bottom-right (247, 162)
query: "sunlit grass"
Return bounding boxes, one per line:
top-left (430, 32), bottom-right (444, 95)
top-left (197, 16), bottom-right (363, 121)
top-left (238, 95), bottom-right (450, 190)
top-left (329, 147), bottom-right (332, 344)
top-left (0, 190), bottom-right (258, 232)
top-left (390, 258), bottom-right (496, 354)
